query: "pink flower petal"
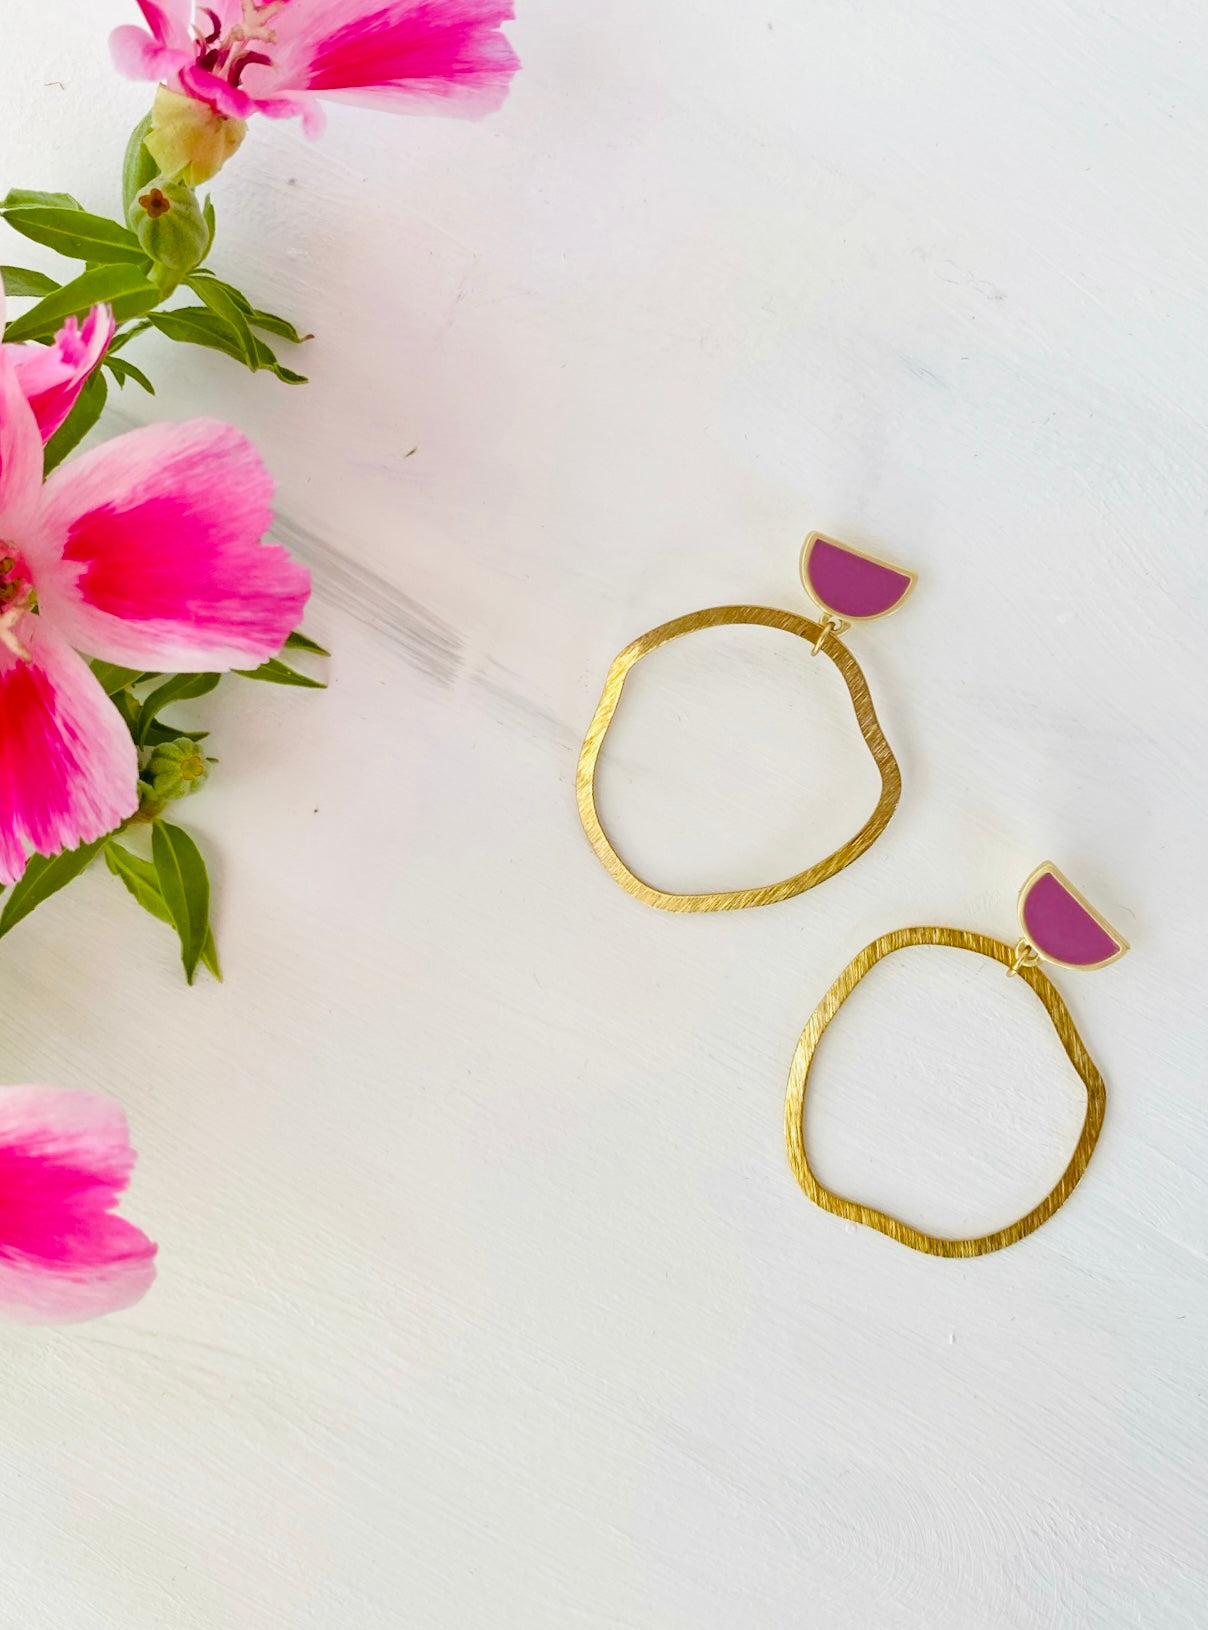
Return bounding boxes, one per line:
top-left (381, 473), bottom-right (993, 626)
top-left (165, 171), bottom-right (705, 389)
top-left (110, 0), bottom-right (195, 78)
top-left (0, 1086), bottom-right (156, 1325)
top-left (0, 348), bottom-right (44, 542)
top-left (117, 0), bottom-right (518, 125)
top-left (296, 0), bottom-right (521, 118)
top-left (137, 0), bottom-right (195, 45)
top-left (0, 624), bottom-right (138, 885)
top-left (7, 306), bottom-right (115, 444)
top-left (179, 61), bottom-right (258, 120)
top-left (28, 419), bottom-right (310, 671)
top-left (252, 91), bottom-right (326, 130)
top-left (110, 23), bottom-right (192, 82)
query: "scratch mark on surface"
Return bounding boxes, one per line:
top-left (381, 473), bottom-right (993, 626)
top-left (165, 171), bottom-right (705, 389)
top-left (472, 658), bottom-right (579, 749)
top-left (271, 514), bottom-right (463, 685)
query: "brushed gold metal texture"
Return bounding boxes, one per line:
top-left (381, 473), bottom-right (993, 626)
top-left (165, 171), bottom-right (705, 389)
top-left (784, 926), bottom-right (1107, 1257)
top-left (576, 605), bottom-right (902, 913)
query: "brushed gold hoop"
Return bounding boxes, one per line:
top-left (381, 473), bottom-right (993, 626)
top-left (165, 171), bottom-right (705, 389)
top-left (575, 605), bottom-right (902, 913)
top-left (784, 926), bottom-right (1108, 1257)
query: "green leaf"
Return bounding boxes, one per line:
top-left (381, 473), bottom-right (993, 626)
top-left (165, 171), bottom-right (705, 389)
top-left (187, 269), bottom-right (238, 297)
top-left (106, 841), bottom-right (171, 924)
top-left (285, 630), bottom-right (330, 657)
top-left (101, 353), bottom-right (156, 394)
top-left (202, 195), bottom-right (216, 257)
top-left (0, 265), bottom-right (59, 298)
top-left (106, 320), bottom-right (153, 356)
top-left (246, 308), bottom-right (312, 345)
top-left (186, 272), bottom-right (258, 368)
top-left (141, 720), bottom-right (209, 748)
top-left (234, 656), bottom-right (326, 689)
top-left (146, 305), bottom-right (248, 364)
top-left (2, 206), bottom-right (146, 265)
top-left (105, 840), bottom-right (222, 979)
top-left (189, 271), bottom-right (311, 344)
top-left (112, 287), bottom-right (164, 327)
top-left (90, 660), bottom-right (147, 695)
top-left (146, 305), bottom-right (307, 383)
top-left (0, 838), bottom-right (110, 940)
top-left (136, 672), bottom-right (221, 746)
top-left (1, 189), bottom-right (82, 212)
top-left (43, 371), bottom-right (107, 474)
top-left (109, 687), bottom-right (140, 736)
top-left (253, 335), bottom-right (307, 384)
top-left (151, 821), bottom-right (213, 984)
top-left (2, 262), bottom-right (157, 344)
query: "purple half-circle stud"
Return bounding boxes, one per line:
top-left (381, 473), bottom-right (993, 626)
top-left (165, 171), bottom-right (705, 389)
top-left (802, 535), bottom-right (915, 622)
top-left (1018, 866), bottom-right (1128, 969)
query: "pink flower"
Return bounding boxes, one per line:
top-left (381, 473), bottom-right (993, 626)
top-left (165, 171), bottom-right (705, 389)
top-left (112, 1), bottom-right (520, 136)
top-left (6, 304), bottom-right (116, 444)
top-left (0, 1085), bottom-right (156, 1323)
top-left (0, 285), bottom-right (310, 886)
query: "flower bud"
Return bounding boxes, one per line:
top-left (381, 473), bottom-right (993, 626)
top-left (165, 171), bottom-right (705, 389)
top-left (145, 85), bottom-right (246, 188)
top-left (145, 739), bottom-right (211, 803)
top-left (130, 179), bottom-right (211, 285)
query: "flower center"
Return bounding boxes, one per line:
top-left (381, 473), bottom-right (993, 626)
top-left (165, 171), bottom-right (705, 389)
top-left (0, 551), bottom-right (35, 661)
top-left (194, 2), bottom-right (284, 89)
top-left (138, 187), bottom-right (173, 219)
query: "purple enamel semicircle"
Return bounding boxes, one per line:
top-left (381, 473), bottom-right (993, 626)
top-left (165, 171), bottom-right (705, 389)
top-left (1021, 871), bottom-right (1120, 967)
top-left (806, 538), bottom-right (912, 620)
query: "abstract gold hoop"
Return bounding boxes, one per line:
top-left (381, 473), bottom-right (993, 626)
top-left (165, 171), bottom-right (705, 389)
top-left (784, 867), bottom-right (1128, 1257)
top-left (576, 535), bottom-right (916, 912)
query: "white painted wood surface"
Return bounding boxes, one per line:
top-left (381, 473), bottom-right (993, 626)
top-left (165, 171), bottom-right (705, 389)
top-left (3, 2), bottom-right (1205, 1624)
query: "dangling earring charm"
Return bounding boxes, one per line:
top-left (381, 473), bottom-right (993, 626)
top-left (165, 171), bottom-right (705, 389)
top-left (784, 863), bottom-right (1129, 1257)
top-left (576, 533), bottom-right (916, 912)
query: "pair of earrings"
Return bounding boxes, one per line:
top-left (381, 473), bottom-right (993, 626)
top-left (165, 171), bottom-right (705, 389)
top-left (577, 534), bottom-right (1128, 1257)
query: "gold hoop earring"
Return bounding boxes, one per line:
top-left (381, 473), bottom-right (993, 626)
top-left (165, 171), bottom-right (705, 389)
top-left (576, 533), bottom-right (916, 912)
top-left (785, 863), bottom-right (1129, 1257)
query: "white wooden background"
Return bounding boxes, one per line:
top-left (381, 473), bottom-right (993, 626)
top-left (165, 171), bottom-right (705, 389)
top-left (2, 2), bottom-right (1205, 1625)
